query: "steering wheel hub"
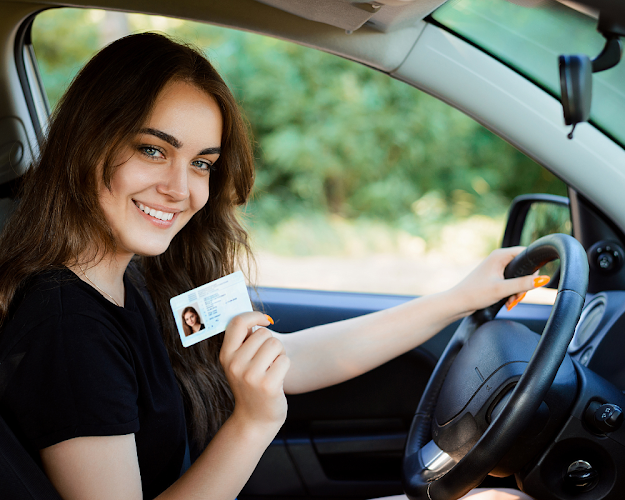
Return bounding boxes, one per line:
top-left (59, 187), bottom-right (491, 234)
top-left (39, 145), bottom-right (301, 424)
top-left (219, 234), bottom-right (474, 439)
top-left (433, 320), bottom-right (577, 472)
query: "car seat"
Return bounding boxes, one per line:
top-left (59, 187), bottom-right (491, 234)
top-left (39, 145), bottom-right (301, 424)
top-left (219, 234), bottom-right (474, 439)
top-left (0, 413), bottom-right (62, 499)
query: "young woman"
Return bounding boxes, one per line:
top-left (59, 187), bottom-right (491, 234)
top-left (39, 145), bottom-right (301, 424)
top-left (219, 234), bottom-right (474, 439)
top-left (182, 306), bottom-right (205, 336)
top-left (0, 33), bottom-right (541, 500)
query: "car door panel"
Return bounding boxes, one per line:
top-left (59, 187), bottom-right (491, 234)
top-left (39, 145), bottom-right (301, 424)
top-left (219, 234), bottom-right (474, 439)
top-left (242, 288), bottom-right (552, 498)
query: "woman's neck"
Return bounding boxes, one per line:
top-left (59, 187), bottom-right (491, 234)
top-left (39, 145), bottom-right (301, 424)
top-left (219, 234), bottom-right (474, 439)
top-left (69, 252), bottom-right (133, 307)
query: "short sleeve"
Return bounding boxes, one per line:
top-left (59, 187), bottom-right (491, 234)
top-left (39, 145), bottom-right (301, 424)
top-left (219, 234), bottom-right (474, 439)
top-left (3, 313), bottom-right (140, 451)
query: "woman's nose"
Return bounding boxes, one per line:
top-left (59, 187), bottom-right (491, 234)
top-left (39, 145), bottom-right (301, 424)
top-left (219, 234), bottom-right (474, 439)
top-left (157, 162), bottom-right (189, 200)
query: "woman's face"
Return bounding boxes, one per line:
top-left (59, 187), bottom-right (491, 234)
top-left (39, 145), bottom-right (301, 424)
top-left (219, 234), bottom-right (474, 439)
top-left (184, 311), bottom-right (197, 327)
top-left (99, 80), bottom-right (223, 258)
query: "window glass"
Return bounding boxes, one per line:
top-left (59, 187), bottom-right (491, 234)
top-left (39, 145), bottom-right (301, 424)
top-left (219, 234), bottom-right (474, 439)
top-left (433, 0), bottom-right (625, 147)
top-left (32, 8), bottom-right (568, 300)
top-left (521, 201), bottom-right (572, 285)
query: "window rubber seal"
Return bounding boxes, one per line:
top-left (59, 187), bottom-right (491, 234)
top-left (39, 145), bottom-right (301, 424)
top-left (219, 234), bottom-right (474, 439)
top-left (14, 9), bottom-right (52, 144)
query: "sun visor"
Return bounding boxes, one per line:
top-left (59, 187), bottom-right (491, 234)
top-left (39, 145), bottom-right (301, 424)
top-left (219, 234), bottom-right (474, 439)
top-left (254, 0), bottom-right (445, 32)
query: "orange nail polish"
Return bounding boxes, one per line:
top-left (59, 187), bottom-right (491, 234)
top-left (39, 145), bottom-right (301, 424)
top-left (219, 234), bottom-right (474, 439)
top-left (506, 292), bottom-right (526, 311)
top-left (533, 276), bottom-right (550, 288)
top-left (265, 314), bottom-right (274, 325)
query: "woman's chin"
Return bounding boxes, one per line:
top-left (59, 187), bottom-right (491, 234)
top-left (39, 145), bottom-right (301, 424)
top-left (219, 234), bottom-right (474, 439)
top-left (131, 241), bottom-right (173, 258)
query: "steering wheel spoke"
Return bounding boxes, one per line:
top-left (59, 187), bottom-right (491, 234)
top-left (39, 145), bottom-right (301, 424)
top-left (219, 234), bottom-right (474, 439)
top-left (419, 440), bottom-right (456, 476)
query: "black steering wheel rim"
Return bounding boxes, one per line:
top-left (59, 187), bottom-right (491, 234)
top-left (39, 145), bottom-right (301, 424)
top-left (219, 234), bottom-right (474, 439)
top-left (402, 233), bottom-right (589, 500)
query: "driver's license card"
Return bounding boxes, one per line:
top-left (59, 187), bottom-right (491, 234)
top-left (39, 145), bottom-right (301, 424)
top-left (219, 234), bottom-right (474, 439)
top-left (170, 271), bottom-right (253, 347)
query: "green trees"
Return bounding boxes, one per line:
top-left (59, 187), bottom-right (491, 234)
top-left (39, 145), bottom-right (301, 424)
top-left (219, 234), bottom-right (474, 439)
top-left (32, 8), bottom-right (566, 257)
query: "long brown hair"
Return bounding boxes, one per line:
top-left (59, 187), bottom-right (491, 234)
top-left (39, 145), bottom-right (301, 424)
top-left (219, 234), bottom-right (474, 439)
top-left (181, 306), bottom-right (202, 336)
top-left (0, 33), bottom-right (254, 449)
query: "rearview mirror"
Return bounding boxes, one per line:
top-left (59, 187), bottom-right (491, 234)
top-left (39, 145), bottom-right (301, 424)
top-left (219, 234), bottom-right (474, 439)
top-left (558, 19), bottom-right (623, 138)
top-left (558, 55), bottom-right (592, 135)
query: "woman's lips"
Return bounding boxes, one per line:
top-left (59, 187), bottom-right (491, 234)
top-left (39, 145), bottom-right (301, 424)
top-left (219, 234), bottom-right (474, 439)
top-left (134, 200), bottom-right (175, 221)
top-left (133, 200), bottom-right (179, 227)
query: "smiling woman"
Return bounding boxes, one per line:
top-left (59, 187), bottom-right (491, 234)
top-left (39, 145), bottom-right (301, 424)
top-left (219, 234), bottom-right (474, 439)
top-left (0, 32), bottom-right (261, 499)
top-left (0, 28), bottom-right (544, 500)
top-left (98, 81), bottom-right (220, 259)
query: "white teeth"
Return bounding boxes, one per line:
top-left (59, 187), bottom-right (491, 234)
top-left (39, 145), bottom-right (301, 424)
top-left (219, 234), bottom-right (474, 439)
top-left (135, 201), bottom-right (175, 221)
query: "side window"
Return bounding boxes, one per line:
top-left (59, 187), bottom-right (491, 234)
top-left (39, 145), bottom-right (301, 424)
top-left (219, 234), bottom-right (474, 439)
top-left (31, 8), bottom-right (568, 299)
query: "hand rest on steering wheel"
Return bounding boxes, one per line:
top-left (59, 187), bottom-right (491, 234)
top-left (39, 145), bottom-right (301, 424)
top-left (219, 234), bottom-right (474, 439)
top-left (474, 234), bottom-right (588, 324)
top-left (402, 233), bottom-right (589, 500)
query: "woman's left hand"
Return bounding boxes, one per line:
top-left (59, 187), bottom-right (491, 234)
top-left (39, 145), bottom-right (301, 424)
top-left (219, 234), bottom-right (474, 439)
top-left (450, 246), bottom-right (549, 316)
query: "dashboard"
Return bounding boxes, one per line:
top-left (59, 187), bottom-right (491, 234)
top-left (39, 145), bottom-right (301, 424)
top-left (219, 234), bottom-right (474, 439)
top-left (514, 290), bottom-right (625, 498)
top-left (570, 291), bottom-right (625, 389)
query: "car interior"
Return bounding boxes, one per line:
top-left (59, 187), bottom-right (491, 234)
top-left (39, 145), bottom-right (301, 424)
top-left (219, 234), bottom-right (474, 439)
top-left (1, 0), bottom-right (625, 499)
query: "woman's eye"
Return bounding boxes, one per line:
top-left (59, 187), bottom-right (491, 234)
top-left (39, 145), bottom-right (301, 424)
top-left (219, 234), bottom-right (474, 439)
top-left (192, 159), bottom-right (214, 172)
top-left (139, 146), bottom-right (165, 159)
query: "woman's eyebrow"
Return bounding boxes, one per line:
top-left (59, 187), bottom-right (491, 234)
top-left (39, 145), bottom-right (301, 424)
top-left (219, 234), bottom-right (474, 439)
top-left (199, 147), bottom-right (221, 155)
top-left (140, 128), bottom-right (182, 148)
top-left (139, 128), bottom-right (221, 155)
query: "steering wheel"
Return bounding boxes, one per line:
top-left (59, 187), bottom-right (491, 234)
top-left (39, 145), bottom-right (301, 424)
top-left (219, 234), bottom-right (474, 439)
top-left (402, 233), bottom-right (589, 500)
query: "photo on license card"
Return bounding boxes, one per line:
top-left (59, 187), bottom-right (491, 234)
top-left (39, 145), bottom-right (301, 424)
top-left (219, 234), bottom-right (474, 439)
top-left (170, 271), bottom-right (253, 347)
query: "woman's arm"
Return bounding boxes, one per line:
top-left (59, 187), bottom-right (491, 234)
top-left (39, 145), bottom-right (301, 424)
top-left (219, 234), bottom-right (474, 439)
top-left (159, 412), bottom-right (280, 500)
top-left (40, 312), bottom-right (288, 500)
top-left (278, 247), bottom-right (544, 394)
top-left (40, 418), bottom-right (279, 500)
top-left (41, 434), bottom-right (143, 499)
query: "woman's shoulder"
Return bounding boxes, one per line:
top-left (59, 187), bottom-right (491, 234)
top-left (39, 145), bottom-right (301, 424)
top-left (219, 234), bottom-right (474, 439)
top-left (12, 268), bottom-right (106, 323)
top-left (0, 269), bottom-right (145, 454)
top-left (7, 268), bottom-right (78, 325)
top-left (0, 268), bottom-right (133, 360)
top-left (17, 267), bottom-right (143, 319)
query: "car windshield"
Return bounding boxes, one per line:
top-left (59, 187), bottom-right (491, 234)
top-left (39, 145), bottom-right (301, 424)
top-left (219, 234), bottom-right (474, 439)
top-left (432, 0), bottom-right (625, 147)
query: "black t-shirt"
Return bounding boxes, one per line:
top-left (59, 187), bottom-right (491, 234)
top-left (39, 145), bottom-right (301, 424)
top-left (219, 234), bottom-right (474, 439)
top-left (0, 268), bottom-right (186, 499)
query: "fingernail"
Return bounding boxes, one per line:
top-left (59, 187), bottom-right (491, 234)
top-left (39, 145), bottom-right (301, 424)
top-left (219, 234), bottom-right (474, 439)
top-left (506, 292), bottom-right (526, 311)
top-left (533, 276), bottom-right (550, 288)
top-left (265, 314), bottom-right (274, 325)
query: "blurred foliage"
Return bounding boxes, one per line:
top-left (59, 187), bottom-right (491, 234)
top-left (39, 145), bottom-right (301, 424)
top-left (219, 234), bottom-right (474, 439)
top-left (32, 9), bottom-right (104, 106)
top-left (32, 8), bottom-right (568, 255)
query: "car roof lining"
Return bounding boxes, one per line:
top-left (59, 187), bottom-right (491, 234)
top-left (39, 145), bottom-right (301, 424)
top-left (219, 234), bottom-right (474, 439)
top-left (253, 0), bottom-right (447, 32)
top-left (18, 0), bottom-right (428, 73)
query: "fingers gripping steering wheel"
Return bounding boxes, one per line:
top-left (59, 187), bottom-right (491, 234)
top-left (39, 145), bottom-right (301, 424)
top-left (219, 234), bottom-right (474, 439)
top-left (402, 234), bottom-right (589, 500)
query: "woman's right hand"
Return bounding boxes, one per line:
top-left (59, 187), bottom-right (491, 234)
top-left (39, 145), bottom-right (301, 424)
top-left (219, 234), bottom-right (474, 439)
top-left (219, 311), bottom-right (290, 432)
